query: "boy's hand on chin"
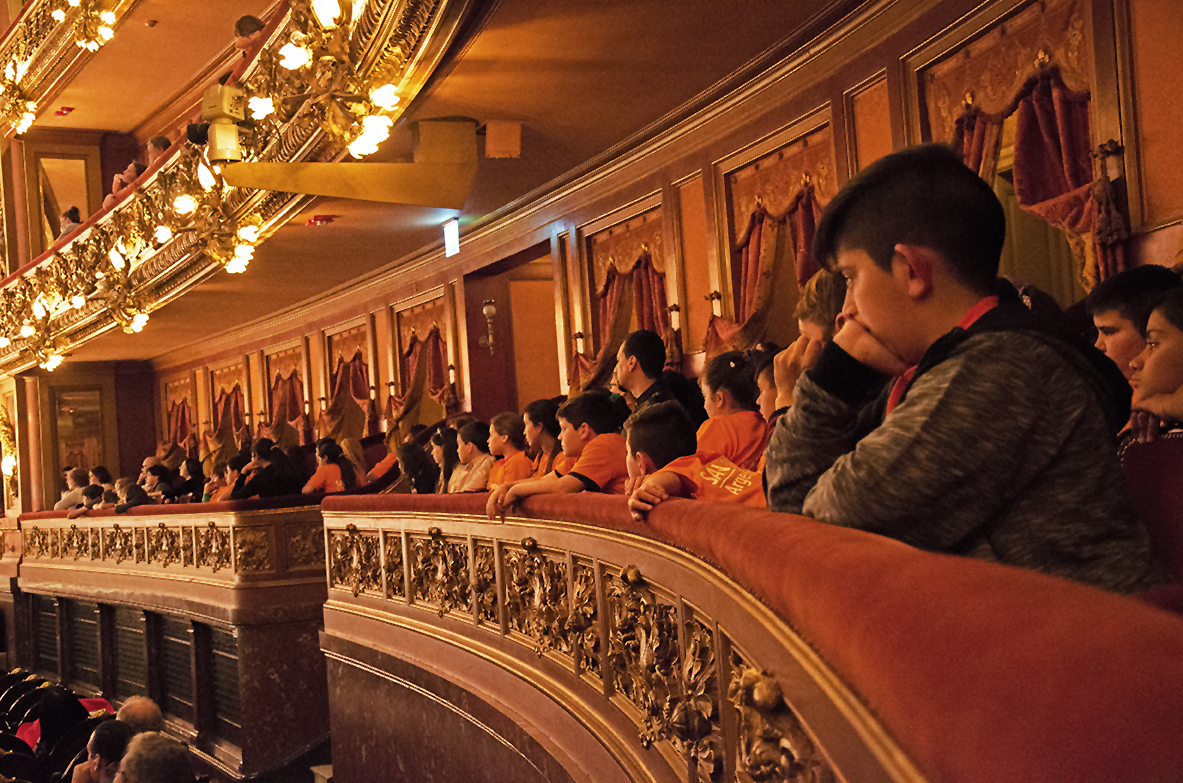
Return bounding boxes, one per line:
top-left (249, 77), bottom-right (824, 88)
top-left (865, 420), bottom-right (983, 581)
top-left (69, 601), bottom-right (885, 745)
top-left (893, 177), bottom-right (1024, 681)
top-left (833, 320), bottom-right (909, 376)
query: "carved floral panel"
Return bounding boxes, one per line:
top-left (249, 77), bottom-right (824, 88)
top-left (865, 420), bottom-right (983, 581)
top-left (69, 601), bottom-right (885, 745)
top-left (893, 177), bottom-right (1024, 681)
top-left (329, 526), bottom-right (381, 597)
top-left (571, 559), bottom-right (602, 683)
top-left (473, 540), bottom-right (497, 627)
top-left (197, 522), bottom-right (231, 572)
top-left (504, 541), bottom-right (571, 658)
top-left (384, 531), bottom-right (405, 599)
top-left (409, 532), bottom-right (470, 618)
top-left (287, 521), bottom-right (325, 569)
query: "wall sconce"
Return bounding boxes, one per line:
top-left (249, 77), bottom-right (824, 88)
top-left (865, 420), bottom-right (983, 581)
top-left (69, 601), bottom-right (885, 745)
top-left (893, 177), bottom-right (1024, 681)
top-left (443, 217), bottom-right (460, 257)
top-left (667, 303), bottom-right (680, 331)
top-left (478, 299), bottom-right (495, 355)
top-left (448, 364), bottom-right (456, 384)
top-left (572, 331), bottom-right (585, 354)
top-left (706, 291), bottom-right (723, 317)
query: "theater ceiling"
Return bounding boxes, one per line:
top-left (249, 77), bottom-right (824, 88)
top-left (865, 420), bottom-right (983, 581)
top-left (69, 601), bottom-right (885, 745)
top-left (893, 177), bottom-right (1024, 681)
top-left (52, 0), bottom-right (843, 363)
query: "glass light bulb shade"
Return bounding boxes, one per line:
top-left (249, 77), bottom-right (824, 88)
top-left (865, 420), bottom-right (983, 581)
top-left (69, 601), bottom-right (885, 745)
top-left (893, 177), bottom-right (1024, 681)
top-left (278, 42), bottom-right (312, 70)
top-left (86, 41), bottom-right (99, 51)
top-left (42, 355), bottom-right (63, 371)
top-left (67, 0), bottom-right (80, 6)
top-left (234, 244), bottom-right (255, 262)
top-left (130, 313), bottom-right (148, 332)
top-left (1, 455), bottom-right (15, 475)
top-left (370, 84), bottom-right (399, 110)
top-left (51, 8), bottom-right (65, 21)
top-left (0, 337), bottom-right (10, 348)
top-left (248, 96), bottom-right (274, 120)
top-left (71, 295), bottom-right (85, 309)
top-left (32, 299), bottom-right (46, 319)
top-left (197, 163), bottom-right (217, 191)
top-left (99, 10), bottom-right (115, 23)
top-left (108, 247), bottom-right (125, 269)
top-left (98, 26), bottom-right (113, 41)
top-left (4, 61), bottom-right (14, 80)
top-left (226, 258), bottom-right (249, 274)
top-left (173, 194), bottom-right (198, 215)
top-left (19, 324), bottom-right (34, 338)
top-left (237, 225), bottom-right (260, 243)
top-left (154, 225), bottom-right (173, 243)
top-left (311, 0), bottom-right (344, 28)
top-left (482, 303), bottom-right (496, 318)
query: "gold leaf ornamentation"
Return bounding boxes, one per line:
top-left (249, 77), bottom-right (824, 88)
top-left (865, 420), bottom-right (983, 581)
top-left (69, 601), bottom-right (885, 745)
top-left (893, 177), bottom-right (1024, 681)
top-left (328, 524), bottom-right (381, 596)
top-left (287, 521), bottom-right (325, 568)
top-left (234, 526), bottom-right (273, 572)
top-left (384, 531), bottom-right (404, 599)
top-left (728, 661), bottom-right (834, 782)
top-left (473, 541), bottom-right (496, 625)
top-left (504, 543), bottom-right (570, 658)
top-left (409, 532), bottom-right (470, 617)
top-left (570, 560), bottom-right (601, 681)
top-left (104, 523), bottom-right (133, 564)
top-left (197, 521), bottom-right (230, 572)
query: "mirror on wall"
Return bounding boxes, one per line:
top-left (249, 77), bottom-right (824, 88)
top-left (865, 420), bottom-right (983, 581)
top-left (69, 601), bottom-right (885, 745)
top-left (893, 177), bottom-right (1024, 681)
top-left (36, 155), bottom-right (91, 249)
top-left (51, 388), bottom-right (104, 498)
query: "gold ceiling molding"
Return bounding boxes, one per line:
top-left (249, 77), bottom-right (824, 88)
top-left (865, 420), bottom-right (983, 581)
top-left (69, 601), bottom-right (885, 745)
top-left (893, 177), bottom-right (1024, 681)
top-left (0, 0), bottom-right (140, 136)
top-left (0, 0), bottom-right (466, 376)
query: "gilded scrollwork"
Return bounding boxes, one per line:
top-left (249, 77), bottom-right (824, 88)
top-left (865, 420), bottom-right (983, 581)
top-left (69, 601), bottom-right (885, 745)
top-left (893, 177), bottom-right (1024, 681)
top-left (25, 526), bottom-right (49, 558)
top-left (328, 524), bottom-right (381, 597)
top-left (473, 541), bottom-right (497, 626)
top-left (409, 529), bottom-right (470, 617)
top-left (197, 521), bottom-right (230, 572)
top-left (504, 539), bottom-right (570, 657)
top-left (148, 522), bottom-right (182, 568)
top-left (384, 531), bottom-right (404, 599)
top-left (104, 523), bottom-right (133, 564)
top-left (181, 526), bottom-right (194, 566)
top-left (234, 526), bottom-right (273, 572)
top-left (675, 618), bottom-right (722, 781)
top-left (286, 521), bottom-right (325, 569)
top-left (729, 661), bottom-right (834, 783)
top-left (63, 524), bottom-right (87, 560)
top-left (569, 560), bottom-right (601, 681)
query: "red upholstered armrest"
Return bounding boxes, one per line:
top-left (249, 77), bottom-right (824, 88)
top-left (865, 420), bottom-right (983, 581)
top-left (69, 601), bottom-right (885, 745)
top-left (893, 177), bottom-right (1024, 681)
top-left (20, 494), bottom-right (319, 521)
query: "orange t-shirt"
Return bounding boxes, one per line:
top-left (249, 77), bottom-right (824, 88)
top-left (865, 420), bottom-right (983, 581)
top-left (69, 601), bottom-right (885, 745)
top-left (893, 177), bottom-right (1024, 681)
top-left (695, 411), bottom-right (769, 471)
top-left (551, 452), bottom-right (576, 476)
top-left (305, 463), bottom-right (345, 494)
top-left (370, 450), bottom-right (398, 478)
top-left (568, 433), bottom-right (629, 494)
top-left (660, 453), bottom-right (766, 508)
top-left (487, 451), bottom-right (533, 490)
top-left (213, 484), bottom-right (234, 502)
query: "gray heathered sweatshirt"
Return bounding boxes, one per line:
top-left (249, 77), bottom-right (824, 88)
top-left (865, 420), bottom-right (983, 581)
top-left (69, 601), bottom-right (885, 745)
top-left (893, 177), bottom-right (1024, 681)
top-left (765, 319), bottom-right (1167, 594)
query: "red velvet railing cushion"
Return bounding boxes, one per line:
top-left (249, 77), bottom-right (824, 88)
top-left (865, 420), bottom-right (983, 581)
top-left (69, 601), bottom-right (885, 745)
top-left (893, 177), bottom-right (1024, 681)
top-left (19, 493), bottom-right (319, 521)
top-left (322, 492), bottom-right (1183, 783)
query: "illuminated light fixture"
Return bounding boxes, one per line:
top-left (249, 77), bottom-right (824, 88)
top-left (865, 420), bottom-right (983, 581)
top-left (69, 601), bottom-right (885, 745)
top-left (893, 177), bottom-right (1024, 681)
top-left (197, 162), bottom-right (217, 191)
top-left (14, 102), bottom-right (35, 135)
top-left (278, 41), bottom-right (312, 70)
top-left (40, 354), bottom-right (63, 371)
top-left (32, 298), bottom-right (46, 319)
top-left (173, 194), bottom-right (198, 215)
top-left (1, 455), bottom-right (14, 475)
top-left (85, 41), bottom-right (99, 51)
top-left (347, 114), bottom-right (392, 158)
top-left (99, 10), bottom-right (115, 24)
top-left (51, 8), bottom-right (65, 21)
top-left (71, 295), bottom-right (85, 309)
top-left (248, 96), bottom-right (274, 120)
top-left (153, 225), bottom-right (173, 243)
top-left (3, 61), bottom-right (13, 80)
top-left (19, 324), bottom-right (35, 338)
top-left (237, 224), bottom-right (260, 243)
top-left (108, 246), bottom-right (126, 269)
top-left (311, 0), bottom-right (345, 28)
top-left (478, 299), bottom-right (496, 354)
top-left (98, 26), bottom-right (113, 41)
top-left (68, 0), bottom-right (80, 7)
top-left (130, 313), bottom-right (149, 332)
top-left (370, 84), bottom-right (399, 111)
top-left (234, 244), bottom-right (255, 263)
top-left (443, 217), bottom-right (459, 257)
top-left (0, 336), bottom-right (10, 348)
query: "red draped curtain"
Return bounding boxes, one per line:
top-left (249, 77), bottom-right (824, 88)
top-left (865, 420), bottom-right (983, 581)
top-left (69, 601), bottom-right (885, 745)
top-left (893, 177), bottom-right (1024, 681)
top-left (705, 187), bottom-right (821, 358)
top-left (950, 67), bottom-right (1126, 288)
top-left (385, 325), bottom-right (456, 444)
top-left (317, 350), bottom-right (376, 443)
top-left (259, 371), bottom-right (311, 451)
top-left (164, 399), bottom-right (197, 465)
top-left (201, 385), bottom-right (247, 472)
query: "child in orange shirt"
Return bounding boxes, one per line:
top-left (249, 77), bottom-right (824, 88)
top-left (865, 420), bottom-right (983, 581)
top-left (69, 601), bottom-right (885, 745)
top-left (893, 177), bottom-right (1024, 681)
top-left (625, 402), bottom-right (766, 521)
top-left (523, 397), bottom-right (566, 478)
top-left (303, 438), bottom-right (359, 494)
top-left (487, 412), bottom-right (534, 490)
top-left (696, 351), bottom-right (769, 470)
top-left (487, 390), bottom-right (630, 517)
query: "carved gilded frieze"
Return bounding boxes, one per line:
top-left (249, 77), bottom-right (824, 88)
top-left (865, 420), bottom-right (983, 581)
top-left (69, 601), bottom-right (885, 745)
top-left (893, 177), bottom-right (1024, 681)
top-left (181, 526), bottom-right (194, 567)
top-left (105, 523), bottom-right (133, 564)
top-left (63, 524), bottom-right (87, 560)
top-left (472, 540), bottom-right (496, 626)
top-left (504, 538), bottom-right (570, 658)
top-left (383, 531), bottom-right (404, 599)
top-left (147, 523), bottom-right (182, 568)
top-left (234, 527), bottom-right (273, 572)
top-left (25, 526), bottom-right (49, 558)
top-left (287, 521), bottom-right (325, 569)
top-left (570, 559), bottom-right (601, 682)
top-left (329, 524), bottom-right (381, 597)
top-left (409, 528), bottom-right (470, 617)
top-left (676, 616), bottom-right (722, 782)
top-left (728, 658), bottom-right (834, 783)
top-left (197, 521), bottom-right (231, 572)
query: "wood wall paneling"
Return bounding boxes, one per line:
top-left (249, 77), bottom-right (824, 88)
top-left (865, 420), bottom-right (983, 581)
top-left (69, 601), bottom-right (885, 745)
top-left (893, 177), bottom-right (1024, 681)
top-left (509, 278), bottom-right (562, 407)
top-left (676, 175), bottom-right (713, 355)
top-left (847, 73), bottom-right (893, 173)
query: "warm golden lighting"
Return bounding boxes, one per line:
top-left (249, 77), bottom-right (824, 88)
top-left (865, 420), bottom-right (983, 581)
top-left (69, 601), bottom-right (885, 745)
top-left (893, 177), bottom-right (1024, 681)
top-left (85, 40), bottom-right (99, 51)
top-left (71, 295), bottom-right (85, 309)
top-left (40, 354), bottom-right (62, 371)
top-left (51, 8), bottom-right (65, 21)
top-left (279, 42), bottom-right (312, 70)
top-left (197, 163), bottom-right (217, 191)
top-left (347, 114), bottom-right (392, 158)
top-left (311, 0), bottom-right (345, 29)
top-left (67, 0), bottom-right (80, 6)
top-left (0, 337), bottom-right (10, 349)
top-left (98, 26), bottom-right (113, 41)
top-left (99, 10), bottom-right (115, 24)
top-left (237, 225), bottom-right (260, 243)
top-left (173, 194), bottom-right (198, 215)
top-left (19, 324), bottom-right (34, 338)
top-left (108, 247), bottom-right (126, 269)
top-left (1, 455), bottom-right (15, 475)
top-left (248, 96), bottom-right (275, 120)
top-left (154, 225), bottom-right (173, 243)
top-left (32, 298), bottom-right (46, 319)
top-left (370, 84), bottom-right (399, 111)
top-left (130, 313), bottom-right (149, 332)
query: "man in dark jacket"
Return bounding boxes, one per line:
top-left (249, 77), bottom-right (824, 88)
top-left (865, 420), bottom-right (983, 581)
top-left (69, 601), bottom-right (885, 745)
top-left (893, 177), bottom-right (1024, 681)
top-left (765, 144), bottom-right (1165, 594)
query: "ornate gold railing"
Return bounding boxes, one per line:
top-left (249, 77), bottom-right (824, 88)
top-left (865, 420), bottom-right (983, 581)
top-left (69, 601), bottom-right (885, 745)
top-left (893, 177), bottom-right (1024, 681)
top-left (0, 0), bottom-right (466, 375)
top-left (322, 496), bottom-right (917, 783)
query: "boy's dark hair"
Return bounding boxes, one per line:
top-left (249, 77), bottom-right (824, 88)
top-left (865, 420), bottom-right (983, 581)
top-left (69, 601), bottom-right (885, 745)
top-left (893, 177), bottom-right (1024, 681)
top-left (82, 484), bottom-right (104, 501)
top-left (1086, 265), bottom-right (1183, 331)
top-left (131, 161), bottom-right (147, 178)
top-left (91, 465), bottom-right (112, 484)
top-left (145, 464), bottom-right (171, 481)
top-left (458, 421), bottom-right (491, 454)
top-left (523, 397), bottom-right (564, 438)
top-left (1150, 287), bottom-right (1183, 334)
top-left (702, 351), bottom-right (759, 412)
top-left (148, 136), bottom-right (171, 152)
top-left (227, 453), bottom-right (250, 473)
top-left (490, 412), bottom-right (527, 451)
top-left (621, 330), bottom-right (666, 379)
top-left (813, 144), bottom-right (1006, 294)
top-left (91, 719), bottom-right (136, 765)
top-left (623, 402), bottom-right (697, 471)
top-left (794, 268), bottom-right (846, 334)
top-left (558, 390), bottom-right (629, 436)
top-left (62, 206), bottom-right (81, 223)
top-left (102, 489), bottom-right (118, 504)
top-left (69, 467), bottom-right (90, 487)
top-left (235, 14), bottom-right (266, 36)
